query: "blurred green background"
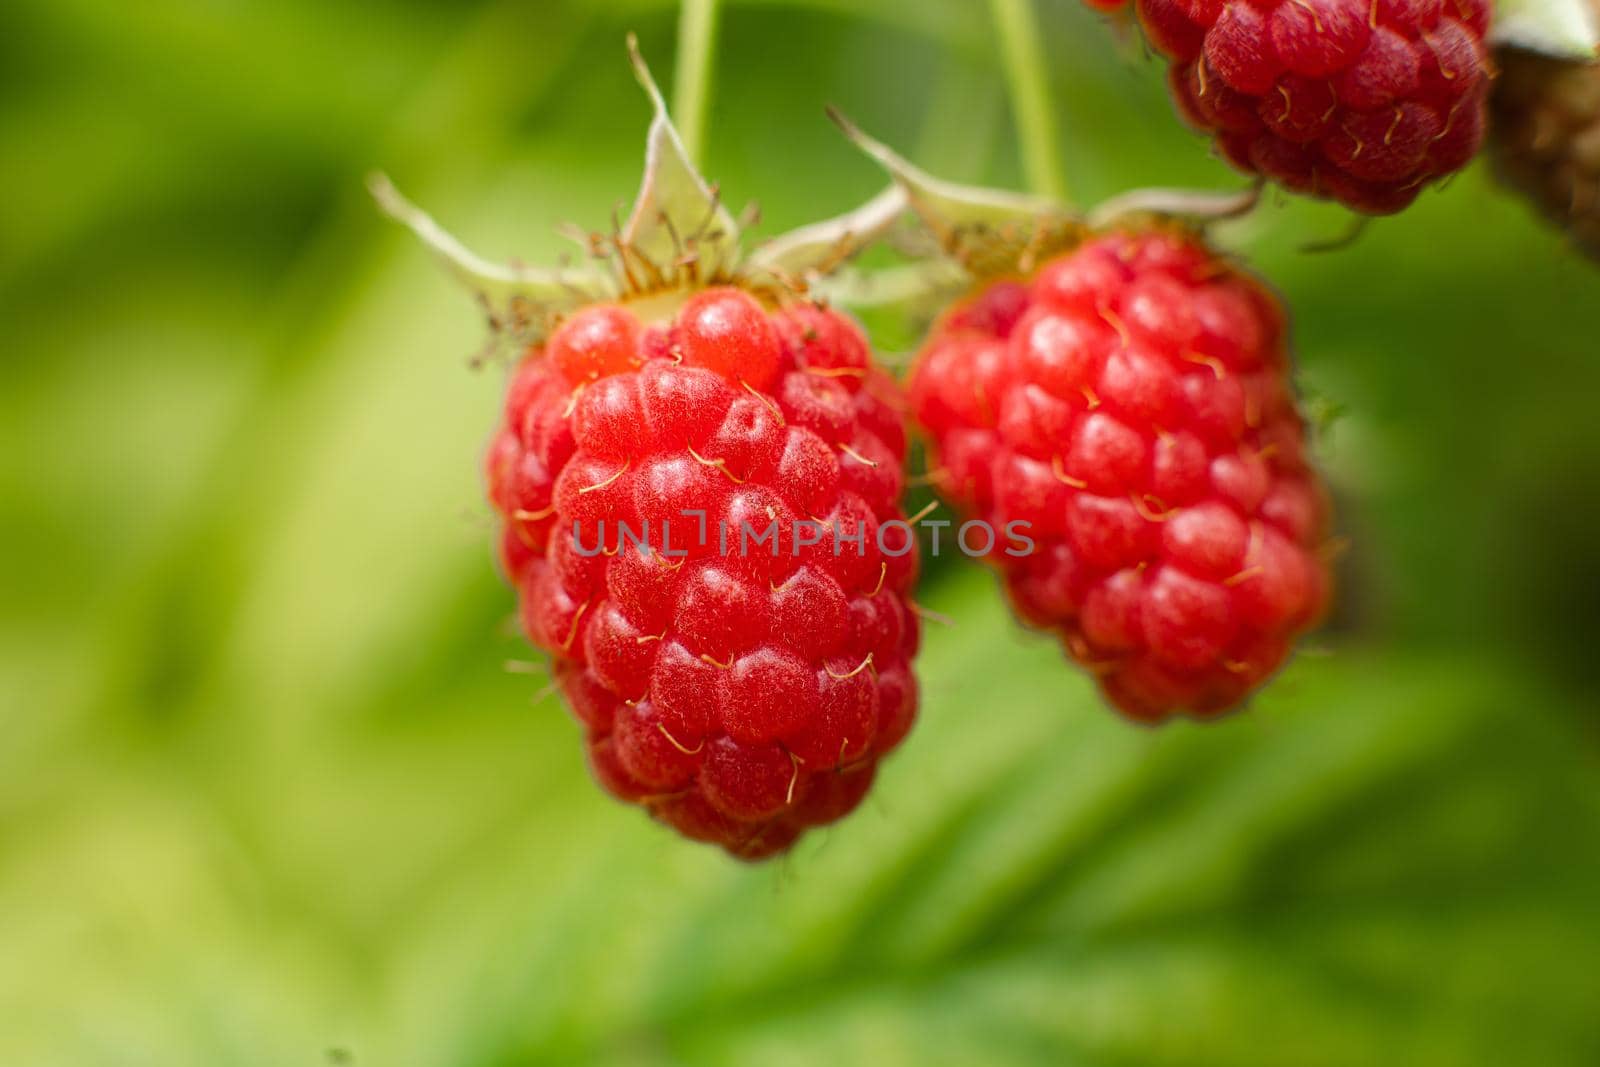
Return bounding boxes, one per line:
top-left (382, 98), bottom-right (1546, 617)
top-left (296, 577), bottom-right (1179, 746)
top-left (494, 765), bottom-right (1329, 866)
top-left (3, 0), bottom-right (1599, 1064)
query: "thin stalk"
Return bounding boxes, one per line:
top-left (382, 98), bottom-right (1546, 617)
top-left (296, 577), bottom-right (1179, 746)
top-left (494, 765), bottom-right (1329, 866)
top-left (673, 0), bottom-right (721, 168)
top-left (988, 0), bottom-right (1068, 204)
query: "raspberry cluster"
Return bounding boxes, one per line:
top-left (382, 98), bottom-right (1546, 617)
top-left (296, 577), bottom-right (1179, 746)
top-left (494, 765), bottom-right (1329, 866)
top-left (1140, 0), bottom-right (1492, 213)
top-left (486, 288), bottom-right (919, 859)
top-left (910, 230), bottom-right (1331, 721)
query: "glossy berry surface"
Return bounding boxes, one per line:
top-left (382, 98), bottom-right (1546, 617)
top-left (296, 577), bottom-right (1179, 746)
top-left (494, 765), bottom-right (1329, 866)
top-left (486, 288), bottom-right (919, 859)
top-left (910, 231), bottom-right (1331, 722)
top-left (1140, 0), bottom-right (1491, 214)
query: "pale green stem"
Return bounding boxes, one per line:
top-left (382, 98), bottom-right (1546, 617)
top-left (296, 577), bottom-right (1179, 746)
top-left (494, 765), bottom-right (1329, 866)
top-left (673, 0), bottom-right (721, 168)
top-left (988, 0), bottom-right (1068, 204)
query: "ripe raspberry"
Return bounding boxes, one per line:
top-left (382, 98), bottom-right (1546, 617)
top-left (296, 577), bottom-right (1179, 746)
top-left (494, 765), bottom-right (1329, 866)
top-left (487, 288), bottom-right (919, 858)
top-left (1142, 0), bottom-right (1493, 213)
top-left (909, 229), bottom-right (1332, 722)
top-left (379, 42), bottom-right (920, 859)
top-left (1490, 24), bottom-right (1600, 260)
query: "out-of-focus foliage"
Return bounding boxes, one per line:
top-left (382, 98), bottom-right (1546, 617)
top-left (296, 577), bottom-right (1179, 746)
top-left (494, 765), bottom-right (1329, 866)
top-left (1, 1), bottom-right (1597, 1065)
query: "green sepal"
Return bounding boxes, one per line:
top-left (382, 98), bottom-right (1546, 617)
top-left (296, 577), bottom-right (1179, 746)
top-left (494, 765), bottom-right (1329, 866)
top-left (745, 185), bottom-right (908, 286)
top-left (620, 35), bottom-right (742, 288)
top-left (826, 112), bottom-right (1265, 314)
top-left (372, 40), bottom-right (910, 347)
top-left (367, 172), bottom-right (614, 345)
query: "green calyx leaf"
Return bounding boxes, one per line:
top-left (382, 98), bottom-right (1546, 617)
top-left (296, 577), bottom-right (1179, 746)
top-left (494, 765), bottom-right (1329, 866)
top-left (826, 110), bottom-right (1263, 304)
top-left (619, 34), bottom-right (743, 290)
top-left (828, 106), bottom-right (1081, 279)
top-left (367, 173), bottom-right (615, 345)
top-left (1491, 0), bottom-right (1600, 59)
top-left (371, 39), bottom-right (911, 348)
top-left (744, 185), bottom-right (908, 284)
top-left (1087, 183), bottom-right (1263, 230)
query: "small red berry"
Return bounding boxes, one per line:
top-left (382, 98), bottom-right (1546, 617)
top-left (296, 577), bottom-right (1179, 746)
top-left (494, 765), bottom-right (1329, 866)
top-left (490, 295), bottom-right (919, 858)
top-left (383, 43), bottom-right (922, 862)
top-left (910, 229), bottom-right (1332, 722)
top-left (1136, 0), bottom-right (1492, 213)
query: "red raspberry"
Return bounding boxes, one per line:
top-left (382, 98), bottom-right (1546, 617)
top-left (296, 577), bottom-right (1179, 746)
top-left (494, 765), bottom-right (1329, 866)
top-left (909, 230), bottom-right (1332, 722)
top-left (487, 288), bottom-right (919, 859)
top-left (1144, 0), bottom-right (1492, 213)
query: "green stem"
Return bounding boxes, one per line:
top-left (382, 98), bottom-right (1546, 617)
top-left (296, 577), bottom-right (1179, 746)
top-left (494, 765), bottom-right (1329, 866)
top-left (988, 0), bottom-right (1068, 204)
top-left (673, 0), bottom-right (721, 168)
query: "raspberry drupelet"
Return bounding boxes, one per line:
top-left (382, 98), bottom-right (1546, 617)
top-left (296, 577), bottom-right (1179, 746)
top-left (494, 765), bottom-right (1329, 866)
top-left (486, 288), bottom-right (919, 859)
top-left (910, 229), bottom-right (1332, 722)
top-left (1141, 0), bottom-right (1493, 214)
